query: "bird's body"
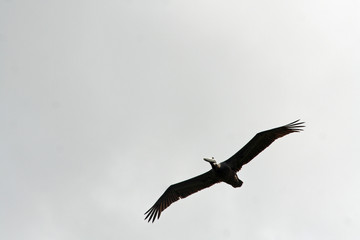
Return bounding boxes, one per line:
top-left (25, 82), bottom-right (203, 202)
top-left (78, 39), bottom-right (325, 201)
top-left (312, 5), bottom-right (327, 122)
top-left (209, 161), bottom-right (243, 188)
top-left (145, 120), bottom-right (305, 222)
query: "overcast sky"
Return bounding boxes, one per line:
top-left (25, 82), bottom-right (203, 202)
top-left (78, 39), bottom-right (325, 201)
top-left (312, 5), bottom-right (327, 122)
top-left (1, 0), bottom-right (360, 239)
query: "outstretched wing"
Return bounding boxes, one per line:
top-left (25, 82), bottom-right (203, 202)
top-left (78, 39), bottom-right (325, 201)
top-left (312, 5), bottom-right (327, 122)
top-left (224, 120), bottom-right (305, 172)
top-left (144, 170), bottom-right (220, 222)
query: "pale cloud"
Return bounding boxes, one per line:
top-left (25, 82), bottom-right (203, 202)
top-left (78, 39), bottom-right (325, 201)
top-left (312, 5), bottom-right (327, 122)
top-left (1, 1), bottom-right (359, 239)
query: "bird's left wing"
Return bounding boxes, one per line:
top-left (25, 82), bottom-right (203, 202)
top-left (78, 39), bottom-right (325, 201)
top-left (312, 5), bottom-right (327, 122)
top-left (145, 169), bottom-right (220, 222)
top-left (224, 120), bottom-right (305, 172)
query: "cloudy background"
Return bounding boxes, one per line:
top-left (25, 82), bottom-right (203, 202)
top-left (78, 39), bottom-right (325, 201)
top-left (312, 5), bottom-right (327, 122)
top-left (1, 0), bottom-right (359, 239)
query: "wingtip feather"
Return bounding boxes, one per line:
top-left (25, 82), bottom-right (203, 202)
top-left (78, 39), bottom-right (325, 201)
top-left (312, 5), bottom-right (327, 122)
top-left (285, 119), bottom-right (305, 131)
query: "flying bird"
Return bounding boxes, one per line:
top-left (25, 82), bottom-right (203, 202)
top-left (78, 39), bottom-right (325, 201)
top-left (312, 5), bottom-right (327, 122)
top-left (145, 120), bottom-right (305, 222)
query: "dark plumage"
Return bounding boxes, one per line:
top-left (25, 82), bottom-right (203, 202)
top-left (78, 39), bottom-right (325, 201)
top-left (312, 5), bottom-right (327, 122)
top-left (145, 120), bottom-right (305, 222)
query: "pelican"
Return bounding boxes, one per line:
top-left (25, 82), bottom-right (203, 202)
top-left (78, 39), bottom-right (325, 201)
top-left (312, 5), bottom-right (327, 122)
top-left (145, 120), bottom-right (305, 222)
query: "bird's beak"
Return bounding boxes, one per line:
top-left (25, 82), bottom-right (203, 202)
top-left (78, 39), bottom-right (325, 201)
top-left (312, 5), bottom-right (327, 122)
top-left (203, 157), bottom-right (216, 163)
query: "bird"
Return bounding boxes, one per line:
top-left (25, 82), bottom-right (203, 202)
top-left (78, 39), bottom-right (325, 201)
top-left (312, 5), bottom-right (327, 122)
top-left (144, 120), bottom-right (305, 222)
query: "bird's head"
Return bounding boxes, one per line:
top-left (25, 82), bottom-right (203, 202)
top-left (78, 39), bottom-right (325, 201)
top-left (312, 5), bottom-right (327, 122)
top-left (203, 157), bottom-right (219, 170)
top-left (203, 157), bottom-right (217, 164)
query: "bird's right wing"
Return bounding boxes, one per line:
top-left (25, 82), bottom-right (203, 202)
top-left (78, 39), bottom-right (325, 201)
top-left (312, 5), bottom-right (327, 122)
top-left (144, 169), bottom-right (220, 222)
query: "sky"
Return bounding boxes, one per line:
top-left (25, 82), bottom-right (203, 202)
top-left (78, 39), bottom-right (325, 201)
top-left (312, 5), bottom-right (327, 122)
top-left (1, 0), bottom-right (360, 239)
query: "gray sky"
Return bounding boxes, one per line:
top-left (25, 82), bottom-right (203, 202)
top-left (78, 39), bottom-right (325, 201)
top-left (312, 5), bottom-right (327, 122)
top-left (1, 0), bottom-right (360, 239)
